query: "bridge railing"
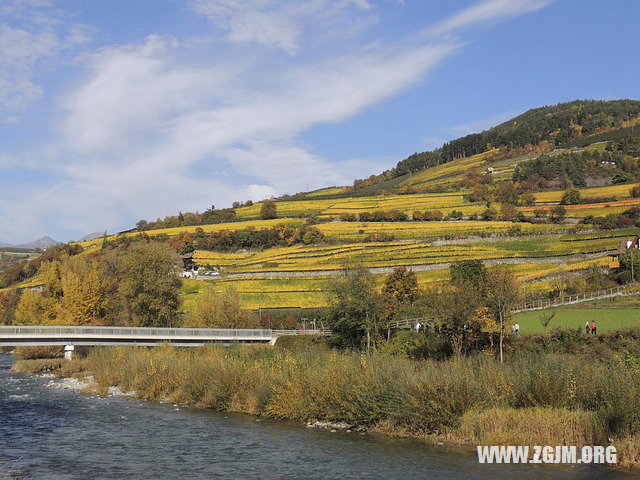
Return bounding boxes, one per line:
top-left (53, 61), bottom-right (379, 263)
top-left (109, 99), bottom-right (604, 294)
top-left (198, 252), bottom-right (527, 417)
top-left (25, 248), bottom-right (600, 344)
top-left (0, 326), bottom-right (331, 338)
top-left (0, 326), bottom-right (274, 338)
top-left (513, 285), bottom-right (635, 313)
top-left (273, 329), bottom-right (332, 336)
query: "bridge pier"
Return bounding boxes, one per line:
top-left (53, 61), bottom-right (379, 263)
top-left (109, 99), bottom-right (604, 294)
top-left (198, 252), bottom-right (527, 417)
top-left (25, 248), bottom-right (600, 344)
top-left (64, 344), bottom-right (74, 360)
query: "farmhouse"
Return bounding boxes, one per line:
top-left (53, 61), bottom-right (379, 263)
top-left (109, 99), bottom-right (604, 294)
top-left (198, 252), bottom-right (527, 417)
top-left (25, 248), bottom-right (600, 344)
top-left (609, 235), bottom-right (640, 268)
top-left (181, 253), bottom-right (199, 278)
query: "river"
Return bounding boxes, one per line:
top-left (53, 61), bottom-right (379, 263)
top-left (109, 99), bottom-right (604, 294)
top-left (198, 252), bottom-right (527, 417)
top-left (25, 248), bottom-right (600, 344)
top-left (0, 355), bottom-right (634, 479)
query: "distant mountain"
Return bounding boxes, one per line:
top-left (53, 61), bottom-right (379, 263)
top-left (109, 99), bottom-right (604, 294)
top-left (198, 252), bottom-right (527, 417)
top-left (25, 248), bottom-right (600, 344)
top-left (78, 232), bottom-right (104, 242)
top-left (11, 236), bottom-right (60, 250)
top-left (0, 242), bottom-right (12, 248)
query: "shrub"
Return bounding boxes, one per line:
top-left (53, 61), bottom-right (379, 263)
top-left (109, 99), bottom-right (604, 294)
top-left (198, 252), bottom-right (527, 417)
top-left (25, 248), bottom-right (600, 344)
top-left (260, 200), bottom-right (277, 220)
top-left (561, 188), bottom-right (582, 205)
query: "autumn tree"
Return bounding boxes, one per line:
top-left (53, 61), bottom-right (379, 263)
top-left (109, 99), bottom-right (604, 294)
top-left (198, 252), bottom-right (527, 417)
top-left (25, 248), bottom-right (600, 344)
top-left (472, 306), bottom-right (498, 352)
top-left (484, 267), bottom-right (520, 362)
top-left (500, 203), bottom-right (518, 222)
top-left (56, 261), bottom-right (111, 325)
top-left (260, 200), bottom-right (278, 220)
top-left (0, 289), bottom-right (20, 325)
top-left (561, 188), bottom-right (582, 205)
top-left (327, 266), bottom-right (381, 352)
top-left (422, 286), bottom-right (482, 356)
top-left (14, 290), bottom-right (57, 325)
top-left (450, 260), bottom-right (487, 294)
top-left (520, 192), bottom-right (536, 206)
top-left (381, 266), bottom-right (419, 340)
top-left (550, 205), bottom-right (567, 223)
top-left (117, 242), bottom-right (182, 327)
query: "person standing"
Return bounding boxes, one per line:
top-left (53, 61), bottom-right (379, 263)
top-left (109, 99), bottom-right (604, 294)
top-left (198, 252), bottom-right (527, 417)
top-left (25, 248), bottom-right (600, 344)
top-left (415, 322), bottom-right (421, 333)
top-left (514, 322), bottom-right (520, 335)
top-left (591, 320), bottom-right (597, 335)
top-left (585, 321), bottom-right (591, 334)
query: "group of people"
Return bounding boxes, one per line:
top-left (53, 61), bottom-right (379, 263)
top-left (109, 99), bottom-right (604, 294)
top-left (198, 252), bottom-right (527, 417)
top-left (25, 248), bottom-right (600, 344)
top-left (585, 320), bottom-right (597, 335)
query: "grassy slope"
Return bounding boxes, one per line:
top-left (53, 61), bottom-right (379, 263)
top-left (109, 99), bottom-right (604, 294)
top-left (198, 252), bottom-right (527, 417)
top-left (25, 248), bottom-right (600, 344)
top-left (515, 307), bottom-right (640, 334)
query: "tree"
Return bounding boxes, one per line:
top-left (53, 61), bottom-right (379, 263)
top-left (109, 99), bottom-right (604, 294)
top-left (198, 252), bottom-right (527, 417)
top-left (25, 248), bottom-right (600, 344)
top-left (550, 205), bottom-right (566, 223)
top-left (520, 193), bottom-right (536, 206)
top-left (481, 207), bottom-right (498, 221)
top-left (561, 188), bottom-right (582, 205)
top-left (630, 185), bottom-right (640, 198)
top-left (57, 261), bottom-right (110, 325)
top-left (14, 290), bottom-right (57, 325)
top-left (533, 208), bottom-right (548, 218)
top-left (381, 266), bottom-right (419, 340)
top-left (0, 289), bottom-right (20, 325)
top-left (117, 242), bottom-right (182, 327)
top-left (422, 286), bottom-right (482, 356)
top-left (472, 306), bottom-right (498, 352)
top-left (327, 266), bottom-right (381, 352)
top-left (539, 310), bottom-right (556, 333)
top-left (184, 287), bottom-right (259, 328)
top-left (260, 200), bottom-right (278, 220)
top-left (450, 260), bottom-right (487, 292)
top-left (500, 203), bottom-right (518, 222)
top-left (485, 267), bottom-right (520, 363)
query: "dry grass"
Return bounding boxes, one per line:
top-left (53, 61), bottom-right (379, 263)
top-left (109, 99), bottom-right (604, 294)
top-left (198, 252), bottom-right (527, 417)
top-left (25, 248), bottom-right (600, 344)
top-left (450, 407), bottom-right (603, 447)
top-left (11, 358), bottom-right (63, 373)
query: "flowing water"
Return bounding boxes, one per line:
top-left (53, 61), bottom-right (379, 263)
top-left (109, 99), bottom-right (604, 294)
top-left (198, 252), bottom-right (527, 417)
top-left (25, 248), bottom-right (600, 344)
top-left (0, 355), bottom-right (634, 479)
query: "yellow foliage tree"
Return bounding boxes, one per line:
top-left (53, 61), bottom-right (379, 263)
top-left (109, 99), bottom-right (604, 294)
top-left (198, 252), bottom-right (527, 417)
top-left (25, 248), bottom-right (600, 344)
top-left (41, 260), bottom-right (63, 298)
top-left (14, 290), bottom-right (57, 325)
top-left (472, 306), bottom-right (498, 352)
top-left (57, 262), bottom-right (110, 325)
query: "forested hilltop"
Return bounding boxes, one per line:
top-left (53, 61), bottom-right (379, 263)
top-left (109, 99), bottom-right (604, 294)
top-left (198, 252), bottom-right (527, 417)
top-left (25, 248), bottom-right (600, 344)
top-left (353, 99), bottom-right (640, 193)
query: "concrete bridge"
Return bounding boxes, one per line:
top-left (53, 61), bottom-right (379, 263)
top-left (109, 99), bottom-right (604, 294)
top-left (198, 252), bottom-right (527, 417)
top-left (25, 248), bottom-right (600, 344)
top-left (0, 325), bottom-right (330, 354)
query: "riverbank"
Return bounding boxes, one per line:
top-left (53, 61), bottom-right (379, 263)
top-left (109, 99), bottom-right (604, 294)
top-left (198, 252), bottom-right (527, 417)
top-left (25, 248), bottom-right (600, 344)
top-left (12, 344), bottom-right (640, 469)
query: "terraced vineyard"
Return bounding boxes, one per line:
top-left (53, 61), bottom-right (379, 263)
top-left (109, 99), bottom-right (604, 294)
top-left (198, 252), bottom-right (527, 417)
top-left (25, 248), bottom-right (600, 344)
top-left (399, 150), bottom-right (497, 190)
top-left (181, 254), bottom-right (611, 310)
top-left (65, 149), bottom-right (640, 311)
top-left (191, 232), bottom-right (618, 274)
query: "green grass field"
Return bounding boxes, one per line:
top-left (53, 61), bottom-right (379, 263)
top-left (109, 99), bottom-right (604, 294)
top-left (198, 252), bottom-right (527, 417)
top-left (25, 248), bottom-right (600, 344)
top-left (514, 306), bottom-right (640, 334)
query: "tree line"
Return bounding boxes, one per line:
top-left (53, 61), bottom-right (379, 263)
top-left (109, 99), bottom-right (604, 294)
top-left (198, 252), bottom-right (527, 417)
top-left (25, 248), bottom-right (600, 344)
top-left (166, 223), bottom-right (325, 254)
top-left (327, 261), bottom-right (520, 361)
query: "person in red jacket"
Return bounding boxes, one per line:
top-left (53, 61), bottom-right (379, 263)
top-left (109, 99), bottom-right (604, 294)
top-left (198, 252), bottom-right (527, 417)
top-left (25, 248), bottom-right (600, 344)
top-left (591, 320), bottom-right (597, 335)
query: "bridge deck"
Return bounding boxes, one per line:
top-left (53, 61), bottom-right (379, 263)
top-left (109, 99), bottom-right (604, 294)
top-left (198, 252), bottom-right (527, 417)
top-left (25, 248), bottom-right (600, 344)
top-left (0, 326), bottom-right (329, 347)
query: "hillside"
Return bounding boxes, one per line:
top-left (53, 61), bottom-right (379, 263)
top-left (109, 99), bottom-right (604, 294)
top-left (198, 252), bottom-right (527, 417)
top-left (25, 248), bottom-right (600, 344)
top-left (351, 99), bottom-right (640, 194)
top-left (3, 99), bottom-right (640, 314)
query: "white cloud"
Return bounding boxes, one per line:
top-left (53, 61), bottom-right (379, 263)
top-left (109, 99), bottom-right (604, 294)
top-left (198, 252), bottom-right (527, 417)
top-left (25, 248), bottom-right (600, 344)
top-left (428, 0), bottom-right (553, 37)
top-left (0, 0), bottom-right (554, 242)
top-left (190, 0), bottom-right (375, 54)
top-left (16, 29), bottom-right (457, 240)
top-left (0, 25), bottom-right (57, 122)
top-left (0, 1), bottom-right (91, 124)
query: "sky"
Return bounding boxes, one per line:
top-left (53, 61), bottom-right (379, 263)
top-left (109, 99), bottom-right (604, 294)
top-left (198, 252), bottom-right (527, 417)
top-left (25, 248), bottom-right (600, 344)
top-left (0, 0), bottom-right (639, 243)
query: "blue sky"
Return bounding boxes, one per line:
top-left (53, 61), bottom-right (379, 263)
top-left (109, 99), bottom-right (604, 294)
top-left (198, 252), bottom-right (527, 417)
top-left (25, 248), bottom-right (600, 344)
top-left (0, 0), bottom-right (638, 243)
